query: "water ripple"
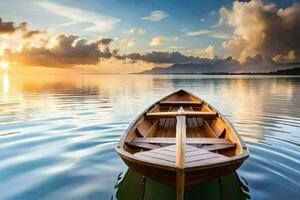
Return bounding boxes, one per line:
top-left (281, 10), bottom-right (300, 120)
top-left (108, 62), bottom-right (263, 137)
top-left (0, 74), bottom-right (300, 200)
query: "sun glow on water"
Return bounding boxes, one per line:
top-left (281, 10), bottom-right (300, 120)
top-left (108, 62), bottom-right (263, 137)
top-left (0, 61), bottom-right (9, 71)
top-left (0, 61), bottom-right (10, 98)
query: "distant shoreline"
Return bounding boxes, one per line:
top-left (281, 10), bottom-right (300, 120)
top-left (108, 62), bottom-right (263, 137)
top-left (138, 67), bottom-right (300, 75)
top-left (133, 73), bottom-right (300, 75)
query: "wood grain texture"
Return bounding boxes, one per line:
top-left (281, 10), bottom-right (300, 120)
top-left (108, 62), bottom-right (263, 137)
top-left (132, 137), bottom-right (232, 144)
top-left (175, 107), bottom-right (186, 200)
top-left (146, 111), bottom-right (217, 119)
top-left (115, 89), bottom-right (249, 197)
top-left (160, 100), bottom-right (202, 105)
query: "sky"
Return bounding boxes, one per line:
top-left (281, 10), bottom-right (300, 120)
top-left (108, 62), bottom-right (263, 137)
top-left (0, 0), bottom-right (299, 73)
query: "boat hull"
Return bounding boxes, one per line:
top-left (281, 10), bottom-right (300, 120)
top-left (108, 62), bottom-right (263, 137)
top-left (119, 153), bottom-right (247, 188)
top-left (116, 89), bottom-right (249, 190)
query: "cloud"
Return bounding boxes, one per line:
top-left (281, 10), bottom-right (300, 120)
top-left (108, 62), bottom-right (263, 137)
top-left (220, 0), bottom-right (300, 63)
top-left (184, 28), bottom-right (231, 40)
top-left (0, 17), bottom-right (26, 34)
top-left (98, 38), bottom-right (114, 46)
top-left (149, 36), bottom-right (165, 46)
top-left (116, 50), bottom-right (218, 64)
top-left (58, 21), bottom-right (77, 27)
top-left (3, 34), bottom-right (114, 66)
top-left (118, 38), bottom-right (137, 47)
top-left (22, 30), bottom-right (46, 39)
top-left (272, 50), bottom-right (296, 63)
top-left (168, 46), bottom-right (187, 50)
top-left (0, 17), bottom-right (46, 42)
top-left (210, 32), bottom-right (232, 40)
top-left (242, 54), bottom-right (274, 67)
top-left (125, 28), bottom-right (146, 34)
top-left (35, 1), bottom-right (121, 32)
top-left (185, 29), bottom-right (211, 36)
top-left (217, 7), bottom-right (229, 27)
top-left (150, 36), bottom-right (178, 45)
top-left (183, 45), bottom-right (215, 59)
top-left (0, 17), bottom-right (216, 68)
top-left (141, 10), bottom-right (169, 22)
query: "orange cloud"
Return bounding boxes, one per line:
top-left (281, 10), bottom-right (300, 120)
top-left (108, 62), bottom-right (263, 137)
top-left (221, 0), bottom-right (300, 63)
top-left (3, 34), bottom-right (114, 67)
top-left (149, 37), bottom-right (165, 46)
top-left (118, 38), bottom-right (137, 47)
top-left (272, 50), bottom-right (296, 63)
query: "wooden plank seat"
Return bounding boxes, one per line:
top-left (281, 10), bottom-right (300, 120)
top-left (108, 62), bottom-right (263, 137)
top-left (134, 144), bottom-right (227, 167)
top-left (127, 141), bottom-right (161, 150)
top-left (159, 101), bottom-right (202, 106)
top-left (126, 141), bottom-right (235, 151)
top-left (202, 143), bottom-right (235, 151)
top-left (131, 137), bottom-right (232, 145)
top-left (146, 111), bottom-right (217, 119)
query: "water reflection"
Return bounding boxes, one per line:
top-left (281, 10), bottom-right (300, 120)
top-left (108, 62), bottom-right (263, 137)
top-left (0, 74), bottom-right (299, 199)
top-left (114, 169), bottom-right (250, 200)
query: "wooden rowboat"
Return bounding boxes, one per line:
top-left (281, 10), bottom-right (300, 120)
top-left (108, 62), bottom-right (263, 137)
top-left (115, 90), bottom-right (249, 200)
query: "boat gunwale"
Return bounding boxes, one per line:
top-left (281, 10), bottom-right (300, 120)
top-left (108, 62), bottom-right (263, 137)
top-left (115, 89), bottom-right (249, 171)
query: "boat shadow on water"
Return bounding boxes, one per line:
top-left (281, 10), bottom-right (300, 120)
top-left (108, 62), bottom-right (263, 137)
top-left (113, 169), bottom-right (250, 200)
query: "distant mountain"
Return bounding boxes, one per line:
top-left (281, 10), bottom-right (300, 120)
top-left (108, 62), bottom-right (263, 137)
top-left (141, 59), bottom-right (300, 74)
top-left (141, 59), bottom-right (237, 74)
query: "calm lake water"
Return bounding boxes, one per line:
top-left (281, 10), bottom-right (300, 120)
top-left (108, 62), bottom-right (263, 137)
top-left (0, 74), bottom-right (299, 200)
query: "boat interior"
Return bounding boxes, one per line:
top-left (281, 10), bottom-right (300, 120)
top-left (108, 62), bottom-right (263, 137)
top-left (123, 90), bottom-right (243, 167)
